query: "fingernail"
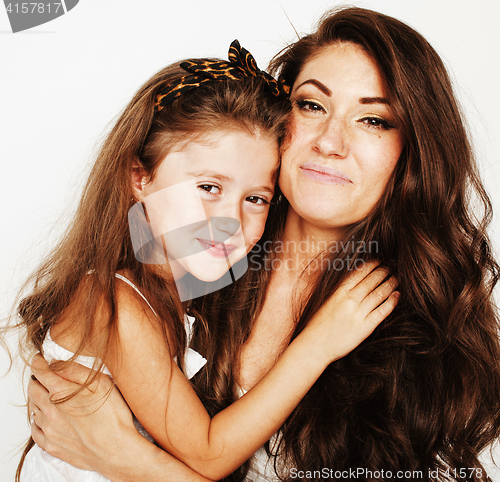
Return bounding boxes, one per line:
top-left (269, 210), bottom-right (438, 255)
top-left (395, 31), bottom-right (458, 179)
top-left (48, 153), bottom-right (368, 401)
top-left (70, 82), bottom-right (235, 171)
top-left (394, 291), bottom-right (401, 298)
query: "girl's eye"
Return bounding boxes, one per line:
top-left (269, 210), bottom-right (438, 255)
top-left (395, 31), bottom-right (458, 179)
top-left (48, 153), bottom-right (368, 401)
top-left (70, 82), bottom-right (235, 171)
top-left (246, 196), bottom-right (269, 205)
top-left (359, 116), bottom-right (395, 130)
top-left (198, 184), bottom-right (220, 195)
top-left (294, 99), bottom-right (325, 114)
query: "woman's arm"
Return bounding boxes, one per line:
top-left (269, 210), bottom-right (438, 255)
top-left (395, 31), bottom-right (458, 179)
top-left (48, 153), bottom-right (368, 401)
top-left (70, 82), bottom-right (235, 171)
top-left (30, 261), bottom-right (397, 480)
top-left (29, 355), bottom-right (214, 482)
top-left (101, 260), bottom-right (398, 480)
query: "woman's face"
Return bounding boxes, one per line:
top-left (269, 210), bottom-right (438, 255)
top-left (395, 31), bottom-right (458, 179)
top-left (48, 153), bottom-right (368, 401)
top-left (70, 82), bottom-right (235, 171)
top-left (279, 42), bottom-right (404, 231)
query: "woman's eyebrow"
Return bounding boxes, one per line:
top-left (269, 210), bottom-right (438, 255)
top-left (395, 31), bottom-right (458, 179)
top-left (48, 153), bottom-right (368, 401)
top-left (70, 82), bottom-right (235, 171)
top-left (295, 81), bottom-right (389, 107)
top-left (359, 97), bottom-right (389, 105)
top-left (295, 79), bottom-right (332, 96)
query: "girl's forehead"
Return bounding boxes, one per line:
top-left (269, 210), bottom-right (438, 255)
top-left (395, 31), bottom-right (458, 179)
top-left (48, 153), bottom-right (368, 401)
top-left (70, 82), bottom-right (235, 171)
top-left (157, 129), bottom-right (279, 181)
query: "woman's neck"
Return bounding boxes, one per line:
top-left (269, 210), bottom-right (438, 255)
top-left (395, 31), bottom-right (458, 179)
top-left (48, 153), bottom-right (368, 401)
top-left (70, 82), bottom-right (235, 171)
top-left (277, 206), bottom-right (344, 273)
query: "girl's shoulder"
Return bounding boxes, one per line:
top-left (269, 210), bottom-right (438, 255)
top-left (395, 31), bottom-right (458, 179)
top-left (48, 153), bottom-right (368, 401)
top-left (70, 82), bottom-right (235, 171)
top-left (113, 270), bottom-right (163, 330)
top-left (113, 271), bottom-right (180, 355)
top-left (49, 271), bottom-right (162, 359)
top-left (114, 270), bottom-right (153, 306)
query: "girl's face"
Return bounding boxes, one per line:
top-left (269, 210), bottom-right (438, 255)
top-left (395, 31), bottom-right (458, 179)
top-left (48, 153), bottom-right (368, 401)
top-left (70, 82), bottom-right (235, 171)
top-left (279, 42), bottom-right (404, 232)
top-left (136, 129), bottom-right (278, 282)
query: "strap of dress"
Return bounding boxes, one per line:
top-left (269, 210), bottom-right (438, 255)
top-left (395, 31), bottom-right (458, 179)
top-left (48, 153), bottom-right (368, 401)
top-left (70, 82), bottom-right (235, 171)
top-left (114, 273), bottom-right (159, 317)
top-left (113, 273), bottom-right (207, 378)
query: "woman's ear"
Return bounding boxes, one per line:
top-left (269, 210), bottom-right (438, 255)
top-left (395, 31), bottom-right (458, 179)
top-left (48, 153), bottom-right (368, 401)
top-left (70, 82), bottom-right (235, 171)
top-left (131, 160), bottom-right (148, 202)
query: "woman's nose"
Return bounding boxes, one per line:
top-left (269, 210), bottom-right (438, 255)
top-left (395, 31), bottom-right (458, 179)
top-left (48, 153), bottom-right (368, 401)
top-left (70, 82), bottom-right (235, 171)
top-left (315, 117), bottom-right (347, 158)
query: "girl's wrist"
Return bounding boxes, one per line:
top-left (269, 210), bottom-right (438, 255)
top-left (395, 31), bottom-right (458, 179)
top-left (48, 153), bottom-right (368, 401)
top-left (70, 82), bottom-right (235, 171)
top-left (292, 324), bottom-right (334, 371)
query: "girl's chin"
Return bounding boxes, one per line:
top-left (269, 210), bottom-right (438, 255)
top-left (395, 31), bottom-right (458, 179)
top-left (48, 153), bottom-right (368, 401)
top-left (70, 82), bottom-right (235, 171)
top-left (179, 253), bottom-right (245, 283)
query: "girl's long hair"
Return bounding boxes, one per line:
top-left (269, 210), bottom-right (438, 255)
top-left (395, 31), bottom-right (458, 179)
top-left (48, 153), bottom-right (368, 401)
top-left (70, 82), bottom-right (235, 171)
top-left (13, 60), bottom-right (289, 480)
top-left (193, 7), bottom-right (500, 481)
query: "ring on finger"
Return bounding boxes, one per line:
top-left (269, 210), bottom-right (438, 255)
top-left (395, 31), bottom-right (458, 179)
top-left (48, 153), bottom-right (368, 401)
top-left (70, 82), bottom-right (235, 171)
top-left (30, 408), bottom-right (40, 423)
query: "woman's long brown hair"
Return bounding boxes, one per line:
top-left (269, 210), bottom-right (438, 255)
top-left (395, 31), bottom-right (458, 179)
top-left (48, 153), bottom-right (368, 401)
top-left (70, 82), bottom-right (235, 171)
top-left (13, 60), bottom-right (289, 480)
top-left (193, 7), bottom-right (500, 482)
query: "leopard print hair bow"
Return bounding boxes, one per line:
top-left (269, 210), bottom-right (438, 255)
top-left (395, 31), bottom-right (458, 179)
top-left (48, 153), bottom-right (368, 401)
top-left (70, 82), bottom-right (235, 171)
top-left (155, 40), bottom-right (290, 111)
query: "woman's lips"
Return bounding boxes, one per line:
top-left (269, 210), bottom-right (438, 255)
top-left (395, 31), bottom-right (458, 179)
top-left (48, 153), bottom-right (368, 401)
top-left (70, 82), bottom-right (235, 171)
top-left (197, 239), bottom-right (237, 258)
top-left (300, 163), bottom-right (352, 185)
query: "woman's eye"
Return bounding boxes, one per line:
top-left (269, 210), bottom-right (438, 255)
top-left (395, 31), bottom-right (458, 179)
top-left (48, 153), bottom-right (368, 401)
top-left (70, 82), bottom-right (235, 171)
top-left (294, 99), bottom-right (325, 114)
top-left (246, 196), bottom-right (269, 205)
top-left (198, 184), bottom-right (220, 195)
top-left (360, 116), bottom-right (394, 130)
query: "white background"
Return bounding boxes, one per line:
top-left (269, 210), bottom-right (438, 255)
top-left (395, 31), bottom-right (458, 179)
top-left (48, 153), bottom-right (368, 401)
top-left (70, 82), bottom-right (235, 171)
top-left (1, 0), bottom-right (499, 480)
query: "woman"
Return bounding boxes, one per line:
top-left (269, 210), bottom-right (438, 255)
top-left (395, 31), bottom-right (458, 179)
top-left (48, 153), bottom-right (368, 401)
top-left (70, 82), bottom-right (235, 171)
top-left (28, 6), bottom-right (500, 481)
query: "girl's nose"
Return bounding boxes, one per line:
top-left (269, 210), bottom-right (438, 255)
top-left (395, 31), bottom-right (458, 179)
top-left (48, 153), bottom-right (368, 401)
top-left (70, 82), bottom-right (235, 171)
top-left (210, 216), bottom-right (240, 240)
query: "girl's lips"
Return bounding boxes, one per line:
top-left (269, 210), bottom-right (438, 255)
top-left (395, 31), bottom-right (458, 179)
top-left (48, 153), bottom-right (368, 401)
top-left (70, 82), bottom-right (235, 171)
top-left (300, 163), bottom-right (352, 185)
top-left (197, 239), bottom-right (237, 258)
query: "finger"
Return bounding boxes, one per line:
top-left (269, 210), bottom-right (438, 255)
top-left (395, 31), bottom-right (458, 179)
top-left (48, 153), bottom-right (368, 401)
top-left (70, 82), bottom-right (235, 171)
top-left (31, 417), bottom-right (46, 447)
top-left (28, 376), bottom-right (57, 413)
top-left (32, 352), bottom-right (90, 386)
top-left (31, 356), bottom-right (82, 397)
top-left (52, 360), bottom-right (98, 386)
top-left (28, 400), bottom-right (41, 425)
top-left (361, 275), bottom-right (399, 313)
top-left (51, 360), bottom-right (115, 398)
top-left (32, 353), bottom-right (50, 371)
top-left (29, 374), bottom-right (79, 423)
top-left (339, 259), bottom-right (381, 291)
top-left (348, 266), bottom-right (391, 302)
top-left (365, 291), bottom-right (400, 326)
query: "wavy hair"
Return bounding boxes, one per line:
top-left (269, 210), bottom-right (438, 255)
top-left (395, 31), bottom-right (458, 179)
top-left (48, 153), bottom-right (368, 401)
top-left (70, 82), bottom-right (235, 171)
top-left (258, 7), bottom-right (500, 481)
top-left (13, 60), bottom-right (290, 480)
top-left (190, 7), bottom-right (500, 482)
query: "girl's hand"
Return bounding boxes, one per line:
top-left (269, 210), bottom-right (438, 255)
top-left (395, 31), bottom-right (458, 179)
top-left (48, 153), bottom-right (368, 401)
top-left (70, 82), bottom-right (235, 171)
top-left (301, 260), bottom-right (399, 365)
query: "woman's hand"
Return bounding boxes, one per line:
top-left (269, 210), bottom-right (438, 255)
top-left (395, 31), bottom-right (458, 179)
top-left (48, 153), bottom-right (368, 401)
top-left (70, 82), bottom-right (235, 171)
top-left (28, 354), bottom-right (214, 482)
top-left (28, 353), bottom-right (137, 474)
top-left (301, 260), bottom-right (399, 365)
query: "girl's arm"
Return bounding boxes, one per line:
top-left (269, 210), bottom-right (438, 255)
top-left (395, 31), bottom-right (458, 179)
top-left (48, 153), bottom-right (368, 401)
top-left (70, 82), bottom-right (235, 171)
top-left (101, 260), bottom-right (398, 480)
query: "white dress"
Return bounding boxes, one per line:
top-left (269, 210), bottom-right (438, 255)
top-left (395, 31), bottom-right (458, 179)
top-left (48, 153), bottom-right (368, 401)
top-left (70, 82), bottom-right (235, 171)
top-left (21, 274), bottom-right (280, 481)
top-left (239, 386), bottom-right (283, 482)
top-left (246, 444), bottom-right (282, 482)
top-left (20, 274), bottom-right (207, 482)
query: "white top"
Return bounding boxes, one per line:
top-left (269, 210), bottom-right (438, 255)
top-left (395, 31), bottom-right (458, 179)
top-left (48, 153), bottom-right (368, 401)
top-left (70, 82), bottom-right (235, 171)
top-left (21, 274), bottom-right (207, 482)
top-left (238, 386), bottom-right (283, 482)
top-left (21, 273), bottom-right (281, 481)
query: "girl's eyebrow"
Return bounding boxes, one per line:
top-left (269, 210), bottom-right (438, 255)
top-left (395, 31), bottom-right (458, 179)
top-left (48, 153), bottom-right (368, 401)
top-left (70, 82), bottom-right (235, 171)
top-left (187, 170), bottom-right (275, 193)
top-left (187, 170), bottom-right (232, 182)
top-left (257, 186), bottom-right (275, 195)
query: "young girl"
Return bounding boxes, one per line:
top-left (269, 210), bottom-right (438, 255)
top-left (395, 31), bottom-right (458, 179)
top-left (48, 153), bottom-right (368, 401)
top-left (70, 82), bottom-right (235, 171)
top-left (18, 41), bottom-right (399, 481)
